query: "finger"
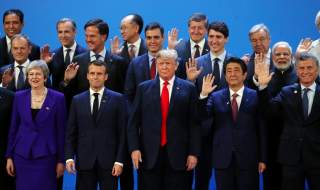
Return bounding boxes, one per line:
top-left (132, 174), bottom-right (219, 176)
top-left (112, 166), bottom-right (116, 176)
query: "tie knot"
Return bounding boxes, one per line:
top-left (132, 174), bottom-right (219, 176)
top-left (303, 88), bottom-right (310, 93)
top-left (17, 65), bottom-right (23, 70)
top-left (194, 44), bottom-right (200, 49)
top-left (93, 93), bottom-right (99, 98)
top-left (164, 81), bottom-right (169, 86)
top-left (94, 54), bottom-right (101, 60)
top-left (152, 58), bottom-right (156, 63)
top-left (66, 48), bottom-right (71, 53)
top-left (232, 93), bottom-right (238, 99)
top-left (214, 58), bottom-right (220, 63)
top-left (129, 44), bottom-right (135, 49)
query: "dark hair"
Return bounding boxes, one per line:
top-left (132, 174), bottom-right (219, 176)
top-left (297, 52), bottom-right (319, 68)
top-left (129, 14), bottom-right (144, 34)
top-left (3, 9), bottom-right (24, 23)
top-left (88, 60), bottom-right (109, 74)
top-left (208, 21), bottom-right (229, 38)
top-left (56, 18), bottom-right (77, 31)
top-left (188, 13), bottom-right (208, 28)
top-left (84, 19), bottom-right (109, 39)
top-left (223, 57), bottom-right (247, 74)
top-left (144, 22), bottom-right (164, 37)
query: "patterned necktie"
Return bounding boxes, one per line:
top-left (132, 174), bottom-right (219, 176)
top-left (161, 81), bottom-right (169, 146)
top-left (150, 58), bottom-right (156, 79)
top-left (302, 88), bottom-right (310, 119)
top-left (194, 44), bottom-right (200, 58)
top-left (92, 93), bottom-right (99, 121)
top-left (128, 44), bottom-right (136, 59)
top-left (17, 65), bottom-right (25, 90)
top-left (231, 93), bottom-right (238, 122)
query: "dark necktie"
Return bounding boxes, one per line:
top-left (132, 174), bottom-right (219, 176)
top-left (128, 44), bottom-right (136, 59)
top-left (150, 58), bottom-right (156, 79)
top-left (17, 65), bottom-right (25, 90)
top-left (194, 44), bottom-right (200, 58)
top-left (302, 88), bottom-right (310, 119)
top-left (161, 81), bottom-right (169, 146)
top-left (65, 49), bottom-right (71, 66)
top-left (94, 54), bottom-right (101, 61)
top-left (231, 93), bottom-right (238, 122)
top-left (92, 93), bottom-right (99, 121)
top-left (213, 58), bottom-right (220, 85)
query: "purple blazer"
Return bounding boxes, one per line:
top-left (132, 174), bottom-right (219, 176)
top-left (6, 89), bottom-right (67, 163)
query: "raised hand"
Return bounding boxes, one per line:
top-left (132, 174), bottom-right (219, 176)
top-left (296, 38), bottom-right (313, 54)
top-left (110, 36), bottom-right (123, 54)
top-left (167, 28), bottom-right (182, 49)
top-left (186, 58), bottom-right (202, 82)
top-left (1, 67), bottom-right (14, 87)
top-left (241, 53), bottom-right (251, 65)
top-left (200, 74), bottom-right (216, 97)
top-left (64, 63), bottom-right (79, 84)
top-left (255, 53), bottom-right (273, 86)
top-left (41, 44), bottom-right (54, 63)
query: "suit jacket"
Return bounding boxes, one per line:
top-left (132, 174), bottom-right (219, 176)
top-left (6, 89), bottom-right (66, 163)
top-left (119, 39), bottom-right (147, 63)
top-left (245, 52), bottom-right (274, 89)
top-left (199, 87), bottom-right (267, 169)
top-left (127, 77), bottom-right (201, 170)
top-left (61, 50), bottom-right (127, 100)
top-left (0, 88), bottom-right (14, 160)
top-left (65, 88), bottom-right (126, 170)
top-left (175, 39), bottom-right (210, 79)
top-left (0, 36), bottom-right (40, 68)
top-left (262, 83), bottom-right (320, 168)
top-left (49, 44), bottom-right (87, 90)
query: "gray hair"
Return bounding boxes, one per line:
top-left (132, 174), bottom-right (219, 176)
top-left (26, 60), bottom-right (50, 79)
top-left (315, 10), bottom-right (320, 31)
top-left (56, 18), bottom-right (77, 31)
top-left (272, 41), bottom-right (292, 54)
top-left (11, 34), bottom-right (31, 46)
top-left (156, 49), bottom-right (179, 65)
top-left (249, 23), bottom-right (270, 38)
top-left (296, 52), bottom-right (319, 68)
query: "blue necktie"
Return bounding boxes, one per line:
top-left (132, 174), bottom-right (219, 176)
top-left (302, 88), bottom-right (310, 119)
top-left (17, 66), bottom-right (24, 90)
top-left (213, 58), bottom-right (220, 85)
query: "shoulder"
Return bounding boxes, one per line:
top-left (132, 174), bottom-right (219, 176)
top-left (132, 53), bottom-right (148, 64)
top-left (196, 53), bottom-right (210, 63)
top-left (0, 87), bottom-right (14, 97)
top-left (175, 39), bottom-right (189, 50)
top-left (48, 88), bottom-right (64, 98)
top-left (74, 51), bottom-right (89, 61)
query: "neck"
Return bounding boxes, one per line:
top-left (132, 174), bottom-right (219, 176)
top-left (149, 51), bottom-right (159, 57)
top-left (230, 85), bottom-right (243, 92)
top-left (211, 49), bottom-right (224, 56)
top-left (91, 87), bottom-right (103, 92)
top-left (32, 86), bottom-right (46, 95)
top-left (301, 82), bottom-right (314, 88)
top-left (127, 35), bottom-right (139, 44)
top-left (64, 41), bottom-right (75, 48)
top-left (93, 46), bottom-right (104, 54)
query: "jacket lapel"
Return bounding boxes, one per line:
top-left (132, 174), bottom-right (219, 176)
top-left (34, 89), bottom-right (55, 124)
top-left (306, 84), bottom-right (320, 123)
top-left (96, 88), bottom-right (110, 123)
top-left (168, 78), bottom-right (179, 114)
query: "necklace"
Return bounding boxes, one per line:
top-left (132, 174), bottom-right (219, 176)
top-left (31, 88), bottom-right (47, 108)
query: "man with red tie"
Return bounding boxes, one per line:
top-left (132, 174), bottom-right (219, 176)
top-left (127, 49), bottom-right (201, 190)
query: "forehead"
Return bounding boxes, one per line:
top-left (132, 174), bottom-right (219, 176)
top-left (4, 13), bottom-right (21, 22)
top-left (274, 45), bottom-right (290, 52)
top-left (250, 29), bottom-right (268, 38)
top-left (157, 57), bottom-right (175, 64)
top-left (29, 67), bottom-right (43, 73)
top-left (226, 62), bottom-right (242, 70)
top-left (189, 20), bottom-right (206, 28)
top-left (85, 25), bottom-right (99, 33)
top-left (88, 64), bottom-right (106, 72)
top-left (121, 16), bottom-right (134, 25)
top-left (208, 29), bottom-right (224, 36)
top-left (12, 37), bottom-right (28, 46)
top-left (297, 59), bottom-right (317, 67)
top-left (146, 28), bottom-right (162, 36)
top-left (58, 21), bottom-right (74, 30)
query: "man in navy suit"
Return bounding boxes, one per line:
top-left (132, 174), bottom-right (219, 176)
top-left (0, 88), bottom-right (14, 190)
top-left (111, 14), bottom-right (147, 63)
top-left (65, 60), bottom-right (126, 190)
top-left (124, 22), bottom-right (165, 104)
top-left (127, 49), bottom-right (201, 190)
top-left (61, 19), bottom-right (127, 98)
top-left (185, 21), bottom-right (232, 190)
top-left (199, 57), bottom-right (267, 190)
top-left (168, 13), bottom-right (210, 79)
top-left (257, 53), bottom-right (320, 190)
top-left (0, 9), bottom-right (40, 68)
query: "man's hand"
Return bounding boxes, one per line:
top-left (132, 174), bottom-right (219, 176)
top-left (258, 162), bottom-right (266, 174)
top-left (66, 160), bottom-right (76, 174)
top-left (6, 158), bottom-right (15, 177)
top-left (1, 68), bottom-right (14, 87)
top-left (241, 53), bottom-right (251, 65)
top-left (255, 53), bottom-right (273, 86)
top-left (186, 155), bottom-right (198, 171)
top-left (41, 44), bottom-right (54, 63)
top-left (200, 74), bottom-right (216, 97)
top-left (186, 58), bottom-right (202, 82)
top-left (131, 150), bottom-right (142, 169)
top-left (112, 164), bottom-right (123, 176)
top-left (56, 163), bottom-right (65, 178)
top-left (110, 36), bottom-right (123, 54)
top-left (296, 38), bottom-right (313, 55)
top-left (167, 28), bottom-right (182, 49)
top-left (64, 63), bottom-right (79, 84)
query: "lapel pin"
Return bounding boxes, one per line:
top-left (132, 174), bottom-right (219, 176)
top-left (227, 102), bottom-right (229, 105)
top-left (294, 90), bottom-right (298, 94)
top-left (176, 87), bottom-right (180, 90)
top-left (46, 107), bottom-right (50, 110)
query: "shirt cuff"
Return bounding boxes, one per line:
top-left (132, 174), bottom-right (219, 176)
top-left (252, 76), bottom-right (259, 87)
top-left (114, 162), bottom-right (123, 167)
top-left (199, 94), bottom-right (208, 99)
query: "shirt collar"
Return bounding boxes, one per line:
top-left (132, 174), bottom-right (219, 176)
top-left (190, 38), bottom-right (205, 49)
top-left (89, 87), bottom-right (105, 97)
top-left (14, 59), bottom-right (30, 68)
top-left (63, 41), bottom-right (77, 52)
top-left (301, 82), bottom-right (316, 92)
top-left (90, 47), bottom-right (106, 58)
top-left (128, 37), bottom-right (141, 48)
top-left (159, 75), bottom-right (175, 85)
top-left (6, 35), bottom-right (11, 45)
top-left (229, 85), bottom-right (245, 98)
top-left (210, 50), bottom-right (226, 61)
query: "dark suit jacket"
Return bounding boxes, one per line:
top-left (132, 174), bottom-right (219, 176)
top-left (6, 89), bottom-right (66, 163)
top-left (127, 77), bottom-right (201, 170)
top-left (199, 87), bottom-right (267, 169)
top-left (61, 50), bottom-right (127, 100)
top-left (49, 44), bottom-right (87, 90)
top-left (65, 88), bottom-right (126, 170)
top-left (262, 83), bottom-right (320, 168)
top-left (0, 36), bottom-right (40, 68)
top-left (175, 39), bottom-right (210, 79)
top-left (0, 88), bottom-right (14, 161)
top-left (119, 39), bottom-right (147, 63)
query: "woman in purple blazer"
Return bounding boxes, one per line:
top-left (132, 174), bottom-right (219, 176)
top-left (5, 60), bottom-right (66, 190)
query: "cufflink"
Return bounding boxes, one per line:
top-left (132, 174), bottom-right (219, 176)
top-left (294, 90), bottom-right (298, 94)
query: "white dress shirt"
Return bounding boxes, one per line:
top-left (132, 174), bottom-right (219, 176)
top-left (6, 35), bottom-right (11, 53)
top-left (159, 76), bottom-right (175, 102)
top-left (229, 86), bottom-right (245, 110)
top-left (14, 60), bottom-right (30, 88)
top-left (210, 50), bottom-right (226, 78)
top-left (127, 38), bottom-right (141, 57)
top-left (90, 47), bottom-right (106, 62)
top-left (190, 38), bottom-right (206, 58)
top-left (63, 41), bottom-right (77, 63)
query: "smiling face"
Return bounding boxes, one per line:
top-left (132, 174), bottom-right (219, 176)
top-left (28, 67), bottom-right (46, 89)
top-left (188, 20), bottom-right (207, 43)
top-left (225, 62), bottom-right (247, 90)
top-left (3, 13), bottom-right (24, 38)
top-left (272, 45), bottom-right (292, 71)
top-left (208, 29), bottom-right (228, 55)
top-left (145, 28), bottom-right (163, 54)
top-left (296, 59), bottom-right (319, 87)
top-left (11, 37), bottom-right (31, 64)
top-left (85, 26), bottom-right (106, 53)
top-left (57, 21), bottom-right (76, 48)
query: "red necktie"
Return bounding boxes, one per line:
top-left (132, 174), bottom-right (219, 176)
top-left (161, 81), bottom-right (169, 146)
top-left (150, 58), bottom-right (156, 79)
top-left (231, 93), bottom-right (238, 122)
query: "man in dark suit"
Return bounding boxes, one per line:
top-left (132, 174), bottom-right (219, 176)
top-left (0, 34), bottom-right (32, 91)
top-left (258, 53), bottom-right (320, 190)
top-left (65, 60), bottom-right (126, 190)
top-left (168, 13), bottom-right (210, 79)
top-left (0, 9), bottom-right (40, 68)
top-left (243, 23), bottom-right (273, 89)
top-left (127, 49), bottom-right (201, 190)
top-left (61, 19), bottom-right (127, 99)
top-left (111, 14), bottom-right (147, 63)
top-left (199, 57), bottom-right (267, 190)
top-left (0, 88), bottom-right (14, 190)
top-left (124, 22), bottom-right (165, 104)
top-left (185, 21), bottom-right (232, 190)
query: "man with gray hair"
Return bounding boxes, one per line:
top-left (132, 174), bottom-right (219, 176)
top-left (296, 10), bottom-right (320, 63)
top-left (127, 49), bottom-right (200, 190)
